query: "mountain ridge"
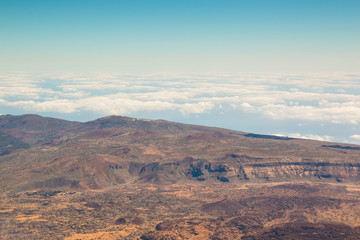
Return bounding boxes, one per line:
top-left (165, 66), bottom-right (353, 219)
top-left (1, 114), bottom-right (360, 193)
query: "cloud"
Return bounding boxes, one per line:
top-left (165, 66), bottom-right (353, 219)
top-left (179, 102), bottom-right (214, 115)
top-left (347, 135), bottom-right (360, 145)
top-left (350, 135), bottom-right (360, 140)
top-left (7, 100), bottom-right (78, 114)
top-left (1, 72), bottom-right (360, 126)
top-left (274, 133), bottom-right (335, 142)
top-left (246, 102), bottom-right (360, 125)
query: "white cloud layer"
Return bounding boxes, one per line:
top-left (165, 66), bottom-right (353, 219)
top-left (1, 72), bottom-right (360, 144)
top-left (350, 135), bottom-right (360, 140)
top-left (274, 133), bottom-right (335, 142)
top-left (1, 72), bottom-right (360, 121)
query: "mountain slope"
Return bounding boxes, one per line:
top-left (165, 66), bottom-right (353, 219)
top-left (0, 114), bottom-right (360, 193)
top-left (1, 114), bottom-right (360, 239)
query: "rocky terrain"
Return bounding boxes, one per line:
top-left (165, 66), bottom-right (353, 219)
top-left (0, 114), bottom-right (360, 239)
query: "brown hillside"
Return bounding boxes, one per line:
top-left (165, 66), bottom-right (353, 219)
top-left (1, 114), bottom-right (360, 239)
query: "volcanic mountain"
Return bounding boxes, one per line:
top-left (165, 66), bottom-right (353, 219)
top-left (0, 114), bottom-right (360, 239)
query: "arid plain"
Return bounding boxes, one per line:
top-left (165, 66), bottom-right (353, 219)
top-left (1, 114), bottom-right (360, 239)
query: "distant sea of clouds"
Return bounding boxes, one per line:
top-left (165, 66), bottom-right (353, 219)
top-left (1, 72), bottom-right (360, 145)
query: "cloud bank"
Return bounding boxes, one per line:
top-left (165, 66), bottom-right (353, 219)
top-left (1, 72), bottom-right (360, 143)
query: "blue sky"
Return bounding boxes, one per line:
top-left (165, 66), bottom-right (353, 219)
top-left (0, 1), bottom-right (360, 144)
top-left (1, 0), bottom-right (359, 72)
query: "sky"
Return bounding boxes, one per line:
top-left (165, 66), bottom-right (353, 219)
top-left (0, 0), bottom-right (360, 144)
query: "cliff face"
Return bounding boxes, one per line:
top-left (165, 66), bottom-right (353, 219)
top-left (124, 159), bottom-right (360, 185)
top-left (242, 162), bottom-right (360, 182)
